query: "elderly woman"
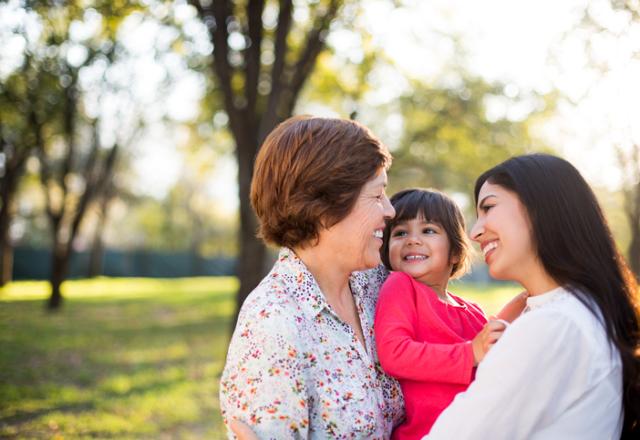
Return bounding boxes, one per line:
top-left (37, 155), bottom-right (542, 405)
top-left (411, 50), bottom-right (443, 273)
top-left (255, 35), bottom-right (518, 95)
top-left (219, 116), bottom-right (404, 438)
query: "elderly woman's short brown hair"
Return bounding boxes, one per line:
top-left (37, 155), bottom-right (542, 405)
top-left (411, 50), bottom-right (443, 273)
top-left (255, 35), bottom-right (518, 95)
top-left (251, 115), bottom-right (392, 249)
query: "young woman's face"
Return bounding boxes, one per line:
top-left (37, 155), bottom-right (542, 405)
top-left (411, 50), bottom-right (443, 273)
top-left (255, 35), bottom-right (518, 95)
top-left (325, 168), bottom-right (395, 270)
top-left (470, 181), bottom-right (538, 283)
top-left (388, 217), bottom-right (455, 290)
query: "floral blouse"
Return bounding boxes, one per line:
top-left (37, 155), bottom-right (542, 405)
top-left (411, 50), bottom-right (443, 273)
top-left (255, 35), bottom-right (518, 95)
top-left (220, 247), bottom-right (404, 439)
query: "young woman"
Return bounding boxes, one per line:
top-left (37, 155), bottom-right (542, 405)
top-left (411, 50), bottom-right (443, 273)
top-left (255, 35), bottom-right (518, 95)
top-left (425, 153), bottom-right (640, 439)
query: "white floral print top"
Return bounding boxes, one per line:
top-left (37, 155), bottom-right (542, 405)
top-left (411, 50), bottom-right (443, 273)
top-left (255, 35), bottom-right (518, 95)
top-left (220, 247), bottom-right (404, 439)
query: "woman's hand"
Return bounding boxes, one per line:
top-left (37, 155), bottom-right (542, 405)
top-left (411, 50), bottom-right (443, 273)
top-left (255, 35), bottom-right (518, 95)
top-left (230, 419), bottom-right (259, 440)
top-left (495, 290), bottom-right (529, 323)
top-left (471, 320), bottom-right (507, 365)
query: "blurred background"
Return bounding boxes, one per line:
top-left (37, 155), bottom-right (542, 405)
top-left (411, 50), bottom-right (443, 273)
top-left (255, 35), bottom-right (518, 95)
top-left (1, 0), bottom-right (639, 438)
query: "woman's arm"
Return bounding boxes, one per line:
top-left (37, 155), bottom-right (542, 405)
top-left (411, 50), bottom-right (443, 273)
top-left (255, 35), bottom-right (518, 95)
top-left (220, 300), bottom-right (310, 439)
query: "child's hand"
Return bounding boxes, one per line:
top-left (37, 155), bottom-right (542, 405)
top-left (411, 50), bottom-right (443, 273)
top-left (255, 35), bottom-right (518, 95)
top-left (472, 320), bottom-right (507, 366)
top-left (495, 291), bottom-right (529, 323)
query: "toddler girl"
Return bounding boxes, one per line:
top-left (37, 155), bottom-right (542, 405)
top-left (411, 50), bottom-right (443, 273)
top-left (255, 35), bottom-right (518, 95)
top-left (374, 188), bottom-right (526, 439)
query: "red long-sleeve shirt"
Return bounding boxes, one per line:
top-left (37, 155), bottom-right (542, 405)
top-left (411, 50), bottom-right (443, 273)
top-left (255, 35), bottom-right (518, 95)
top-left (374, 272), bottom-right (487, 439)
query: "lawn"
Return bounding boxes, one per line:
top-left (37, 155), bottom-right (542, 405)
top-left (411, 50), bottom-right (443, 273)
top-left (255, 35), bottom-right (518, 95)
top-left (0, 277), bottom-right (519, 439)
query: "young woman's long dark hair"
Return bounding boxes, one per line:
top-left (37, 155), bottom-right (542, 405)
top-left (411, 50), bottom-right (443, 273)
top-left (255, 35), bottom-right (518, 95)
top-left (474, 153), bottom-right (640, 437)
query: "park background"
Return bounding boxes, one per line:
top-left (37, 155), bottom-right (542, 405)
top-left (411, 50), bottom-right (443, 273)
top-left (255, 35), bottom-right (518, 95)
top-left (1, 0), bottom-right (639, 438)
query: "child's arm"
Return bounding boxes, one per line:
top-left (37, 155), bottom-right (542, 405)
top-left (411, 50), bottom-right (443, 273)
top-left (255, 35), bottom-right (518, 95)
top-left (495, 291), bottom-right (529, 323)
top-left (375, 273), bottom-right (501, 385)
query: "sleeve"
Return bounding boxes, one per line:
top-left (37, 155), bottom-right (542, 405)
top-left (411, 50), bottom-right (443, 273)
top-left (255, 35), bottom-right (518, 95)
top-left (423, 311), bottom-right (591, 440)
top-left (374, 272), bottom-right (476, 385)
top-left (219, 300), bottom-right (310, 440)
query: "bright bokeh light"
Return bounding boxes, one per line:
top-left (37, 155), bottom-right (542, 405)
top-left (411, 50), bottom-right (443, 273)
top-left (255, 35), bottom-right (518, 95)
top-left (361, 0), bottom-right (640, 189)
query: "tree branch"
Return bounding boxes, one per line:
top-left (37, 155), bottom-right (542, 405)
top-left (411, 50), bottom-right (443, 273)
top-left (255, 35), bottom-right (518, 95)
top-left (59, 69), bottom-right (79, 204)
top-left (186, 0), bottom-right (204, 17)
top-left (258, 0), bottom-right (293, 142)
top-left (245, 0), bottom-right (265, 118)
top-left (285, 0), bottom-right (340, 116)
top-left (210, 0), bottom-right (244, 140)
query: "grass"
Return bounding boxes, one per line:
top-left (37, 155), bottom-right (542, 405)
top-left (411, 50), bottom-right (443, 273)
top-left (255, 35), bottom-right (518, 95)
top-left (0, 277), bottom-right (518, 439)
top-left (0, 278), bottom-right (236, 439)
top-left (450, 280), bottom-right (523, 316)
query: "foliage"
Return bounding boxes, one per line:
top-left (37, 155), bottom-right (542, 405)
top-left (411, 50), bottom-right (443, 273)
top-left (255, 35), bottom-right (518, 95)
top-left (388, 75), bottom-right (556, 197)
top-left (616, 145), bottom-right (640, 278)
top-left (0, 277), bottom-right (518, 438)
top-left (188, 0), bottom-right (359, 325)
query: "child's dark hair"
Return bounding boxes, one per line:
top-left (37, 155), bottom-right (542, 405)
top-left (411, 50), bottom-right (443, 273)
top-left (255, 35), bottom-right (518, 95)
top-left (380, 188), bottom-right (472, 279)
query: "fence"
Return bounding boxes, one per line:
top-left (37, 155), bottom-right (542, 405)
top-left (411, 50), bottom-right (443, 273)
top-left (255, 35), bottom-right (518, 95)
top-left (12, 247), bottom-right (236, 280)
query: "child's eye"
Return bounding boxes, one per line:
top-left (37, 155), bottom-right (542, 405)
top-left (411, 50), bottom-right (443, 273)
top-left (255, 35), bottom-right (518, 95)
top-left (423, 227), bottom-right (437, 234)
top-left (392, 230), bottom-right (407, 237)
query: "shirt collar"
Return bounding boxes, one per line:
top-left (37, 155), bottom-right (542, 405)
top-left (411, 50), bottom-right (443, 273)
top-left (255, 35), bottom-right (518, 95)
top-left (274, 247), bottom-right (369, 320)
top-left (525, 285), bottom-right (568, 311)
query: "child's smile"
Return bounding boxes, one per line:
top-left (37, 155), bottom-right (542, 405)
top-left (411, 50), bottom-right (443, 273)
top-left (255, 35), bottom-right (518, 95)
top-left (388, 217), bottom-right (456, 296)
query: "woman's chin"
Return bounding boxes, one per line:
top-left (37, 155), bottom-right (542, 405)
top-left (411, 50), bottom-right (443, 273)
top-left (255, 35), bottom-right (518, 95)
top-left (362, 253), bottom-right (382, 270)
top-left (488, 265), bottom-right (508, 281)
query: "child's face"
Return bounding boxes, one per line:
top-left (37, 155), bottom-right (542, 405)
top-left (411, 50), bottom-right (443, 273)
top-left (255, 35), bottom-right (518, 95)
top-left (388, 216), bottom-right (457, 289)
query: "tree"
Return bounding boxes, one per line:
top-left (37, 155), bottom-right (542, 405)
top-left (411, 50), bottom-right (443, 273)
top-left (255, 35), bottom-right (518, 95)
top-left (188, 0), bottom-right (347, 324)
top-left (617, 145), bottom-right (640, 279)
top-left (14, 1), bottom-right (142, 309)
top-left (0, 67), bottom-right (37, 287)
top-left (576, 0), bottom-right (640, 272)
top-left (388, 75), bottom-right (554, 198)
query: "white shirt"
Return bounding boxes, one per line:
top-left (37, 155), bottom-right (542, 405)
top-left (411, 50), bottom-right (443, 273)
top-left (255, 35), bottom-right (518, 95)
top-left (424, 286), bottom-right (623, 440)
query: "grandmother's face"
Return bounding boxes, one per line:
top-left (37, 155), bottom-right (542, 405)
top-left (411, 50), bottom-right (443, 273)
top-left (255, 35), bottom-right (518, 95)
top-left (326, 168), bottom-right (395, 270)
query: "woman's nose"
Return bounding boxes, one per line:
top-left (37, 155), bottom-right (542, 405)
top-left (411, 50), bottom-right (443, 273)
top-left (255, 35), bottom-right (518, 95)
top-left (383, 194), bottom-right (395, 219)
top-left (470, 218), bottom-right (484, 242)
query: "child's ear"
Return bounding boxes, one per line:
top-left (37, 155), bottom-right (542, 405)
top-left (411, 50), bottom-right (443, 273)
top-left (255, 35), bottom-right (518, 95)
top-left (449, 252), bottom-right (460, 265)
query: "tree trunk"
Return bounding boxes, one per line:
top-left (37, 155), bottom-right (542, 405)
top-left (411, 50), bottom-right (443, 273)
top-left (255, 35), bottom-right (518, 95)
top-left (47, 247), bottom-right (68, 310)
top-left (628, 181), bottom-right (640, 280)
top-left (629, 230), bottom-right (640, 280)
top-left (0, 205), bottom-right (13, 287)
top-left (88, 200), bottom-right (108, 278)
top-left (0, 163), bottom-right (20, 287)
top-left (88, 227), bottom-right (104, 278)
top-left (230, 136), bottom-right (267, 330)
top-left (0, 239), bottom-right (13, 287)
